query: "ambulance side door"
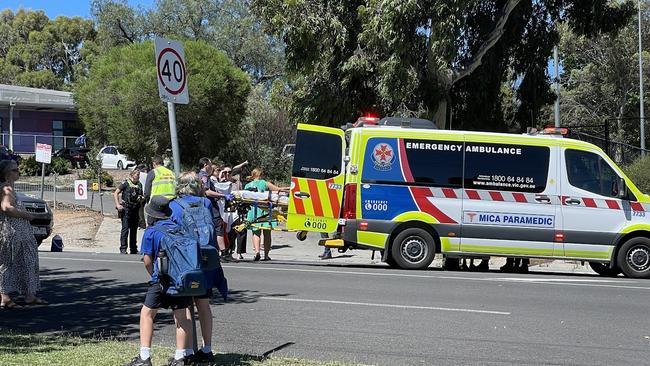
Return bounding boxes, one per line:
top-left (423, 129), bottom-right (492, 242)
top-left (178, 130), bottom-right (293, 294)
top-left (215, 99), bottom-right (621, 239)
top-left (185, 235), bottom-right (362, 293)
top-left (559, 148), bottom-right (630, 261)
top-left (460, 140), bottom-right (562, 257)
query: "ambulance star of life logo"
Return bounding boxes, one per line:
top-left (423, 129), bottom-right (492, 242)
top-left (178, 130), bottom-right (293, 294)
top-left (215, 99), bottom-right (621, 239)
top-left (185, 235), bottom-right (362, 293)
top-left (372, 143), bottom-right (394, 171)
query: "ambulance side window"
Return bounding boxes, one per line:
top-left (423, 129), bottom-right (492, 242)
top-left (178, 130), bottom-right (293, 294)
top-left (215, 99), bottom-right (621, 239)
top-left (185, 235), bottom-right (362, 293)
top-left (292, 130), bottom-right (342, 180)
top-left (565, 149), bottom-right (619, 198)
top-left (464, 143), bottom-right (549, 193)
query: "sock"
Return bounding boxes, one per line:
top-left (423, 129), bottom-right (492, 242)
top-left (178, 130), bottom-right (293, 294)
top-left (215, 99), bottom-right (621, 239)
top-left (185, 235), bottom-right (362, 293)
top-left (201, 346), bottom-right (212, 354)
top-left (140, 347), bottom-right (151, 360)
top-left (174, 349), bottom-right (185, 360)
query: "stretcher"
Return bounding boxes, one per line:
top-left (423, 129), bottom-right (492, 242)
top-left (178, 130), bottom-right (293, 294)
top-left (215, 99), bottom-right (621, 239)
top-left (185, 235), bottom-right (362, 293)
top-left (230, 190), bottom-right (304, 235)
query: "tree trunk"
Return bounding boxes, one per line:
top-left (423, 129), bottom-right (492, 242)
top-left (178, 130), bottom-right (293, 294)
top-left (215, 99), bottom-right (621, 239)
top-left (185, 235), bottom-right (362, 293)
top-left (433, 99), bottom-right (448, 129)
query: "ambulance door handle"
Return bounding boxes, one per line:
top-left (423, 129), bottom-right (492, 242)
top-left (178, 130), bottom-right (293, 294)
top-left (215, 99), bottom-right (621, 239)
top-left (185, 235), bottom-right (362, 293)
top-left (565, 198), bottom-right (581, 205)
top-left (534, 195), bottom-right (551, 203)
top-left (294, 191), bottom-right (311, 199)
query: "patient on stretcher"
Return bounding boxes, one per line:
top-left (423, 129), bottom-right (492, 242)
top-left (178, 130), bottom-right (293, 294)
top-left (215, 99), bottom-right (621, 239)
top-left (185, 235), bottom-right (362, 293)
top-left (231, 190), bottom-right (289, 206)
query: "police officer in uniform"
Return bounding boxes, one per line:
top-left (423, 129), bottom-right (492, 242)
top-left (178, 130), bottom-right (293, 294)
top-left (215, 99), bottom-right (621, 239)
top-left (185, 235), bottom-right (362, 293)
top-left (114, 168), bottom-right (145, 254)
top-left (143, 156), bottom-right (176, 226)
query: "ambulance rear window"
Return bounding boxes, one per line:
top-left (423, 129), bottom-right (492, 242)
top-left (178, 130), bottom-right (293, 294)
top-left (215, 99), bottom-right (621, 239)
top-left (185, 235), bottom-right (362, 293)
top-left (292, 130), bottom-right (342, 180)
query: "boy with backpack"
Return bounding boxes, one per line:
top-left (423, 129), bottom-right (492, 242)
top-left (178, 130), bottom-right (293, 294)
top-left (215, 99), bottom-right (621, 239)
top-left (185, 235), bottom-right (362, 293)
top-left (124, 196), bottom-right (195, 366)
top-left (170, 172), bottom-right (228, 364)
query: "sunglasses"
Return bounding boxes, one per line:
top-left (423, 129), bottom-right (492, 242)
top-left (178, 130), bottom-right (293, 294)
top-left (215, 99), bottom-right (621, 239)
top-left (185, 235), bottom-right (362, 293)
top-left (223, 170), bottom-right (232, 174)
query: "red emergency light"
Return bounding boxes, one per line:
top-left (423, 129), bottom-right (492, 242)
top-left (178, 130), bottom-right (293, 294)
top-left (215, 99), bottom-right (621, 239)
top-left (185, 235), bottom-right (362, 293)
top-left (541, 127), bottom-right (569, 136)
top-left (353, 116), bottom-right (380, 127)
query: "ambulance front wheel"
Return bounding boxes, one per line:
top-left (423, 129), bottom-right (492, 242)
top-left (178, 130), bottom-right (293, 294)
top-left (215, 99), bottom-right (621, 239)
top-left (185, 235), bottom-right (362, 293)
top-left (296, 231), bottom-right (308, 241)
top-left (390, 228), bottom-right (436, 270)
top-left (617, 237), bottom-right (650, 279)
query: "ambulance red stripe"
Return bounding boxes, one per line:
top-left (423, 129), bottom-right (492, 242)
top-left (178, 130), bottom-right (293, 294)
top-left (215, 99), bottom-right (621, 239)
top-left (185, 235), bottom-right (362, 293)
top-left (325, 178), bottom-right (341, 216)
top-left (489, 191), bottom-right (504, 201)
top-left (466, 190), bottom-right (480, 200)
top-left (512, 193), bottom-right (527, 203)
top-left (307, 179), bottom-right (324, 216)
top-left (398, 139), bottom-right (414, 182)
top-left (410, 187), bottom-right (457, 224)
top-left (605, 200), bottom-right (620, 210)
top-left (291, 178), bottom-right (305, 215)
top-left (442, 188), bottom-right (457, 199)
top-left (582, 198), bottom-right (597, 208)
top-left (631, 202), bottom-right (645, 212)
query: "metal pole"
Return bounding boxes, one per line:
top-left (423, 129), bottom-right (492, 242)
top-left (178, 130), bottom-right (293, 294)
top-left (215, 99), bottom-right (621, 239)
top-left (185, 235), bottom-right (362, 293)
top-left (40, 163), bottom-right (45, 199)
top-left (8, 102), bottom-right (14, 151)
top-left (639, 0), bottom-right (646, 156)
top-left (554, 46), bottom-right (561, 128)
top-left (167, 102), bottom-right (181, 176)
top-left (53, 173), bottom-right (57, 210)
top-left (98, 168), bottom-right (104, 215)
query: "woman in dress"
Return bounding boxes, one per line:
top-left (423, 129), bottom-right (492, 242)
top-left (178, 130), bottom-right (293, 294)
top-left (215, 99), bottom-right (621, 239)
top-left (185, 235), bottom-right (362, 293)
top-left (0, 160), bottom-right (45, 309)
top-left (244, 168), bottom-right (289, 261)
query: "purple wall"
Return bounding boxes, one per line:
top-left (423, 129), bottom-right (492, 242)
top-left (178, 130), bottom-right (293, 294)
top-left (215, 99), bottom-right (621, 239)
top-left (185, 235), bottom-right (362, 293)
top-left (0, 108), bottom-right (80, 153)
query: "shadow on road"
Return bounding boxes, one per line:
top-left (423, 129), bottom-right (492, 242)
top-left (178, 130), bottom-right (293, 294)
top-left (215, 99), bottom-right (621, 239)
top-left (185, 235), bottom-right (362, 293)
top-left (0, 267), bottom-right (144, 337)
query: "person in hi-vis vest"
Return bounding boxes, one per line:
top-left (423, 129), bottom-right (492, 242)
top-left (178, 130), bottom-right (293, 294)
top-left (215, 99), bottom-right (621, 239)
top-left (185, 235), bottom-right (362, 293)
top-left (143, 156), bottom-right (176, 227)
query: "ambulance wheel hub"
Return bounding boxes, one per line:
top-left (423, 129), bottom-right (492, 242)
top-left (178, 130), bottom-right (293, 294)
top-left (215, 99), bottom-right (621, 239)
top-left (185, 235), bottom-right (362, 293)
top-left (627, 247), bottom-right (650, 271)
top-left (401, 237), bottom-right (427, 264)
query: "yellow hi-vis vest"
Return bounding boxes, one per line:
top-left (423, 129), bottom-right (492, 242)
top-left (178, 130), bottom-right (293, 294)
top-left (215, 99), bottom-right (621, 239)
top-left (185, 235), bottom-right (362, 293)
top-left (150, 166), bottom-right (176, 200)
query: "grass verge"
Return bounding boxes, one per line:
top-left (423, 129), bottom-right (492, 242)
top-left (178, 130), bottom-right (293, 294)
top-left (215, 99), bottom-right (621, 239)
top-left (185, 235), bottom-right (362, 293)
top-left (0, 333), bottom-right (367, 366)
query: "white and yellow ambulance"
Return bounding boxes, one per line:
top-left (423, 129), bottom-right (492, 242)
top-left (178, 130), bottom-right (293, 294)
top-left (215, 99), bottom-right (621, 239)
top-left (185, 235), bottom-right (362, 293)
top-left (286, 117), bottom-right (650, 278)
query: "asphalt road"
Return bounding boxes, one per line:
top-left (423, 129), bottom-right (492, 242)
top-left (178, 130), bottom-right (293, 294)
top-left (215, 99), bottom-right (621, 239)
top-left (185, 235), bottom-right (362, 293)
top-left (4, 252), bottom-right (650, 366)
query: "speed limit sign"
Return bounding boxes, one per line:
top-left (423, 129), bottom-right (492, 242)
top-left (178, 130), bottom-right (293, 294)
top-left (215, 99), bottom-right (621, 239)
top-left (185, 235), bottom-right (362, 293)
top-left (74, 180), bottom-right (88, 200)
top-left (155, 37), bottom-right (189, 104)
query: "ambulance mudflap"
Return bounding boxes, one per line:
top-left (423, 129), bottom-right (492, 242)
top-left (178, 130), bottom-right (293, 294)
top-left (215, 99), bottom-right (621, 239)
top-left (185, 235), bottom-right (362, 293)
top-left (287, 124), bottom-right (345, 233)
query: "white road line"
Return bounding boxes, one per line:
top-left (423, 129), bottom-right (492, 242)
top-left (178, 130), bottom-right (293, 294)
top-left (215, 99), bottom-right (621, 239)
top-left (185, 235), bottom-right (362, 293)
top-left (260, 297), bottom-right (511, 315)
top-left (41, 257), bottom-right (650, 290)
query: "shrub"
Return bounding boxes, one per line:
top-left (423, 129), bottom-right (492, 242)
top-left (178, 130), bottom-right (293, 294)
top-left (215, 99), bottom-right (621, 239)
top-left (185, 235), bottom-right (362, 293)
top-left (622, 155), bottom-right (650, 194)
top-left (50, 157), bottom-right (71, 175)
top-left (19, 156), bottom-right (46, 176)
top-left (81, 169), bottom-right (114, 187)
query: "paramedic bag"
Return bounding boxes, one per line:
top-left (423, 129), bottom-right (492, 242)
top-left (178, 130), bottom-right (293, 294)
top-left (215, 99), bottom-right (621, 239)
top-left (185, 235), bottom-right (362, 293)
top-left (154, 225), bottom-right (207, 297)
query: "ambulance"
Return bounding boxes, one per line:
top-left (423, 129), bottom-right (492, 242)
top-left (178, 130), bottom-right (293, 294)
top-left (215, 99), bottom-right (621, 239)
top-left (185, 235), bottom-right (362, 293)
top-left (286, 117), bottom-right (650, 278)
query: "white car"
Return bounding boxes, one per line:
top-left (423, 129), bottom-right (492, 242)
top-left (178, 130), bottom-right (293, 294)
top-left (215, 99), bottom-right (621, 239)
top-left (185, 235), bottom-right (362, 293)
top-left (97, 146), bottom-right (135, 170)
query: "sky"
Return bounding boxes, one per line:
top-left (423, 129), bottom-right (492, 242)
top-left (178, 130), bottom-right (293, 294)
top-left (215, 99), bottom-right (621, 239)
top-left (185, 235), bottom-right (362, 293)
top-left (3, 0), bottom-right (155, 18)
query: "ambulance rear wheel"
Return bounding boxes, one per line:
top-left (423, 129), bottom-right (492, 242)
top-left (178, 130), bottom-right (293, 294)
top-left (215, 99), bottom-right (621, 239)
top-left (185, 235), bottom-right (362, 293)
top-left (617, 237), bottom-right (650, 279)
top-left (588, 262), bottom-right (621, 277)
top-left (390, 228), bottom-right (435, 270)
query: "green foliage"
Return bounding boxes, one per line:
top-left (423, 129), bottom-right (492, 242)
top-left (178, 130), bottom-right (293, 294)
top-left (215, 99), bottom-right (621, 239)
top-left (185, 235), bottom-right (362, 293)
top-left (558, 3), bottom-right (650, 149)
top-left (221, 82), bottom-right (295, 183)
top-left (0, 9), bottom-right (96, 89)
top-left (50, 157), bottom-right (72, 175)
top-left (18, 156), bottom-right (43, 176)
top-left (623, 156), bottom-right (650, 195)
top-left (252, 0), bottom-right (635, 128)
top-left (74, 40), bottom-right (250, 167)
top-left (81, 168), bottom-right (114, 187)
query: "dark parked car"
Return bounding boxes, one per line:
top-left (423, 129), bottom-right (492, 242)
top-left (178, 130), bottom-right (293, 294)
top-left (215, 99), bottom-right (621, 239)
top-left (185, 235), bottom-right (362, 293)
top-left (16, 193), bottom-right (53, 246)
top-left (54, 147), bottom-right (90, 168)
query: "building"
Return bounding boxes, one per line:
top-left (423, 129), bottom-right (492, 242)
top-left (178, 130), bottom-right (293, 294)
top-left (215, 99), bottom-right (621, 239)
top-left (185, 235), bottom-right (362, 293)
top-left (0, 84), bottom-right (83, 154)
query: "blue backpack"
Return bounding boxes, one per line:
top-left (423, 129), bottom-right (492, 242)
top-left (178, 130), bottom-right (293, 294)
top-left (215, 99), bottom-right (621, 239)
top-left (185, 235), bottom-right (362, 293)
top-left (153, 225), bottom-right (207, 297)
top-left (176, 197), bottom-right (218, 271)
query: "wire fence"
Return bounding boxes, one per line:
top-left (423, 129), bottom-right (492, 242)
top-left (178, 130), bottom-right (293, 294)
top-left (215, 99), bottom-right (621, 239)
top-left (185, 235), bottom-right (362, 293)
top-left (2, 133), bottom-right (83, 154)
top-left (568, 127), bottom-right (649, 166)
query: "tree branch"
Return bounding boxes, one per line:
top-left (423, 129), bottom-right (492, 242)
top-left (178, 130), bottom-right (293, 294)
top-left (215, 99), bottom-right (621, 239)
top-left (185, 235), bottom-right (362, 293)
top-left (451, 0), bottom-right (522, 85)
top-left (116, 18), bottom-right (135, 43)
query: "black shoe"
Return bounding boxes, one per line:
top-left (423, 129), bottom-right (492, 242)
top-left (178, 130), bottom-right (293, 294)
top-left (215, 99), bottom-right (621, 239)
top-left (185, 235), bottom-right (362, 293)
top-left (124, 355), bottom-right (152, 366)
top-left (120, 250), bottom-right (127, 254)
top-left (194, 350), bottom-right (216, 364)
top-left (253, 253), bottom-right (261, 261)
top-left (321, 252), bottom-right (332, 260)
top-left (166, 357), bottom-right (188, 366)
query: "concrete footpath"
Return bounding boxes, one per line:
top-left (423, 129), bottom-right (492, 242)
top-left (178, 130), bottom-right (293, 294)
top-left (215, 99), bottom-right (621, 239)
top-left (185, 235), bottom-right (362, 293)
top-left (39, 215), bottom-right (603, 276)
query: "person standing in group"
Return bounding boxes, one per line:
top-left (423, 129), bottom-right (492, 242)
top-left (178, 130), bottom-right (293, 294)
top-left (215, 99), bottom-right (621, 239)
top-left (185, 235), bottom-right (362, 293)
top-left (137, 164), bottom-right (149, 229)
top-left (144, 156), bottom-right (176, 227)
top-left (0, 160), bottom-right (47, 309)
top-left (245, 168), bottom-right (289, 261)
top-left (169, 172), bottom-right (228, 364)
top-left (218, 163), bottom-right (248, 260)
top-left (114, 168), bottom-right (145, 254)
top-left (197, 158), bottom-right (229, 260)
top-left (124, 196), bottom-right (193, 366)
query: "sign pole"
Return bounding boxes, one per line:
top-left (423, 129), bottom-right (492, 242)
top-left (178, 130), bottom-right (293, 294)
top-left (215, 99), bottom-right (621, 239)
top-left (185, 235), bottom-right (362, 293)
top-left (40, 163), bottom-right (45, 199)
top-left (167, 102), bottom-right (181, 177)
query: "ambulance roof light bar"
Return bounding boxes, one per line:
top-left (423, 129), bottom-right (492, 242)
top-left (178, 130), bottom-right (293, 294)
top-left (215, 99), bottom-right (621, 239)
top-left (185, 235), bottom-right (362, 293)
top-left (526, 127), bottom-right (569, 137)
top-left (353, 116), bottom-right (380, 127)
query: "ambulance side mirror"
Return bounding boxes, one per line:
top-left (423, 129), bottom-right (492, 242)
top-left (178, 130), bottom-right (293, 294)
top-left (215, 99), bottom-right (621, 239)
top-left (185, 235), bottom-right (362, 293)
top-left (615, 178), bottom-right (627, 199)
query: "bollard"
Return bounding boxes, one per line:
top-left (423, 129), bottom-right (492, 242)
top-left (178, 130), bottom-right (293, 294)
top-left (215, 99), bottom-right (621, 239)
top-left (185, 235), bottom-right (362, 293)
top-left (53, 173), bottom-right (57, 210)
